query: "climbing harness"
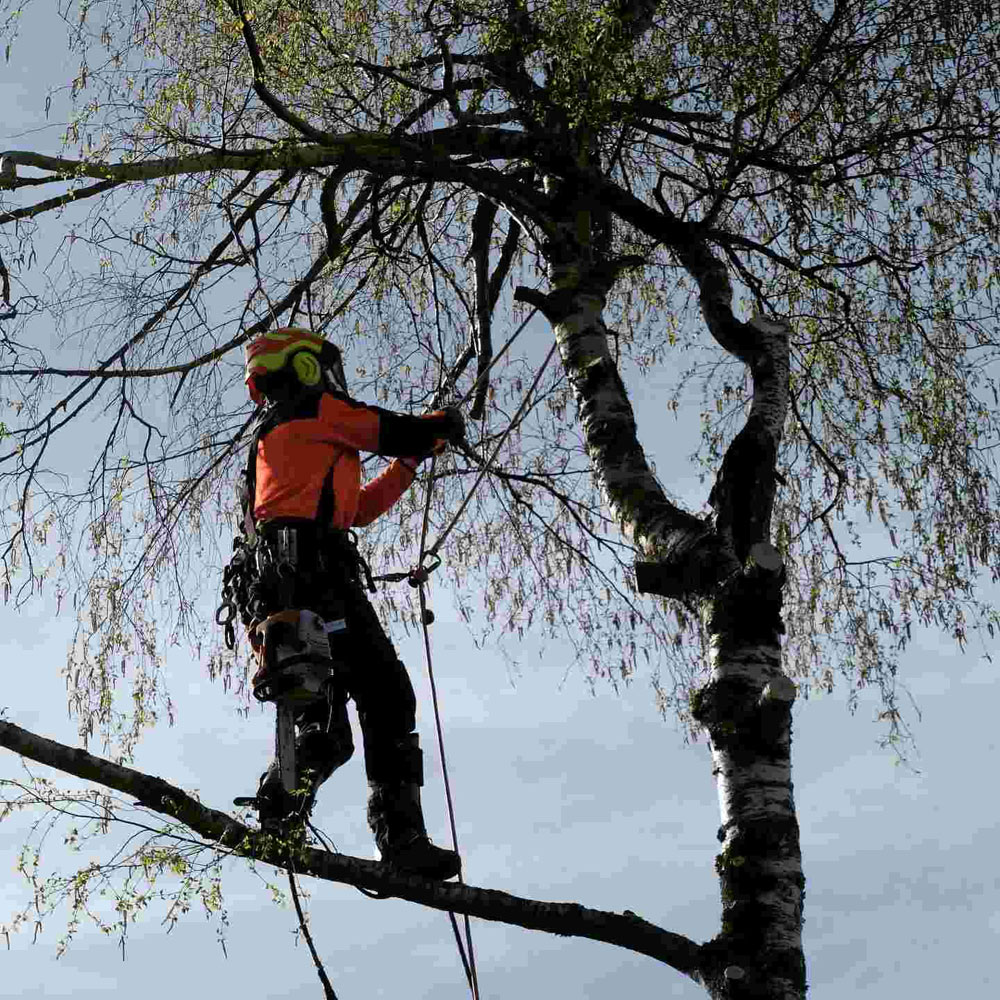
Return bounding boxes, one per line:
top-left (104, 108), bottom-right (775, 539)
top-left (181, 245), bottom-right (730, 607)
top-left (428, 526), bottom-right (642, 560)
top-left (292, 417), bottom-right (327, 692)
top-left (229, 525), bottom-right (352, 828)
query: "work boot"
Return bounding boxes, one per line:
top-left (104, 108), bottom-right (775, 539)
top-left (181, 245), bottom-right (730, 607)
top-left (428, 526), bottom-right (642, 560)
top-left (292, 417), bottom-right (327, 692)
top-left (367, 781), bottom-right (461, 880)
top-left (255, 763), bottom-right (297, 834)
top-left (254, 700), bottom-right (354, 833)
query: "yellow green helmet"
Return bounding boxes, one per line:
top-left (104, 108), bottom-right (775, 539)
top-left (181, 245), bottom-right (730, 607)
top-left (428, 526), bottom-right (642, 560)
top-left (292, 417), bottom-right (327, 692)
top-left (244, 327), bottom-right (346, 404)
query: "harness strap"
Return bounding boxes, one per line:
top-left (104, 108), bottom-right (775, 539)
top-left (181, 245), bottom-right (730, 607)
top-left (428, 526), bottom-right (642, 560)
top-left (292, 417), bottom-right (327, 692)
top-left (241, 401), bottom-right (291, 545)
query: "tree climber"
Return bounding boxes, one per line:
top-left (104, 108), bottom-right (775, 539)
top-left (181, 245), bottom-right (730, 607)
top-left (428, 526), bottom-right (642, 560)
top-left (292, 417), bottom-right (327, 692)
top-left (223, 327), bottom-right (465, 880)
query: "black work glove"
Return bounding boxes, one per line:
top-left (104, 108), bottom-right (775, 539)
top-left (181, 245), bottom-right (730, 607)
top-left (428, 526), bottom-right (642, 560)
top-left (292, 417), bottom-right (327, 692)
top-left (439, 406), bottom-right (465, 444)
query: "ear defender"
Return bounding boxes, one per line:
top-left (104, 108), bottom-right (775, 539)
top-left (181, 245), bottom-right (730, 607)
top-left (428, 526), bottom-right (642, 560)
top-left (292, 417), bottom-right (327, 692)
top-left (291, 350), bottom-right (321, 388)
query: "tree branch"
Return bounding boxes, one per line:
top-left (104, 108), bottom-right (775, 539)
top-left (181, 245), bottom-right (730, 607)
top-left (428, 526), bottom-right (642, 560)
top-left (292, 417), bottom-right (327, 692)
top-left (468, 196), bottom-right (498, 419)
top-left (227, 0), bottom-right (336, 145)
top-left (0, 178), bottom-right (120, 225)
top-left (0, 719), bottom-right (704, 981)
top-left (0, 131), bottom-right (550, 240)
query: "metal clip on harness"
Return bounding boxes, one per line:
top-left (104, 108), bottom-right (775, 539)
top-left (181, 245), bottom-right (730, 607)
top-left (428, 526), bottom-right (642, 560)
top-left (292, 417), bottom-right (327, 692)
top-left (407, 554), bottom-right (441, 588)
top-left (369, 556), bottom-right (441, 624)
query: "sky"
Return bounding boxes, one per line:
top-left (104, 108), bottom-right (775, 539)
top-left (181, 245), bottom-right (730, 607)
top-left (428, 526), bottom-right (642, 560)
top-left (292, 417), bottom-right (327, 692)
top-left (1, 5), bottom-right (999, 999)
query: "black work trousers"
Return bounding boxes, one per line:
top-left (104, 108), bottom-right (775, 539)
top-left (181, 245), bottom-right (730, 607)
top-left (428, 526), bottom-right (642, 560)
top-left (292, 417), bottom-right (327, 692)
top-left (259, 525), bottom-right (421, 787)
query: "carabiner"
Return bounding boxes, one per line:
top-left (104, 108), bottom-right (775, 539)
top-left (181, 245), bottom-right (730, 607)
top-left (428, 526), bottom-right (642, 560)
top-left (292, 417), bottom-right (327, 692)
top-left (216, 602), bottom-right (236, 626)
top-left (407, 554), bottom-right (442, 588)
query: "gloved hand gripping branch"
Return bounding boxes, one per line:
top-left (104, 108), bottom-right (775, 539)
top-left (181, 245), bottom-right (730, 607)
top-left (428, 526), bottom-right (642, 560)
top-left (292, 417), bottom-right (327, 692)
top-left (399, 406), bottom-right (467, 472)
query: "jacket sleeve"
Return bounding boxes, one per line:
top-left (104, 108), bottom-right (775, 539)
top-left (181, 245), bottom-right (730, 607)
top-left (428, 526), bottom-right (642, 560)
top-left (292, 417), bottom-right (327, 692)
top-left (318, 394), bottom-right (452, 457)
top-left (319, 394), bottom-right (448, 458)
top-left (353, 458), bottom-right (417, 527)
top-left (374, 408), bottom-right (453, 457)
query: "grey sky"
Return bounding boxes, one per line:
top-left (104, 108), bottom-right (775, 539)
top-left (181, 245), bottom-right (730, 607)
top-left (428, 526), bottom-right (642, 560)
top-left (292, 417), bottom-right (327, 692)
top-left (1, 5), bottom-right (998, 998)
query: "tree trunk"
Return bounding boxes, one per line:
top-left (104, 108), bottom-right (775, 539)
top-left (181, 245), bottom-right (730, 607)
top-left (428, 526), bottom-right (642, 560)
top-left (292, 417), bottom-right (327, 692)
top-left (694, 550), bottom-right (806, 1000)
top-left (514, 266), bottom-right (733, 593)
top-left (517, 195), bottom-right (803, 994)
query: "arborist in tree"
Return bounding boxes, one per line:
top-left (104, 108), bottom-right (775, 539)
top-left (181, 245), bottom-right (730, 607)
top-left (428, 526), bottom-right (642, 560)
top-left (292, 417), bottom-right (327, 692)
top-left (220, 327), bottom-right (465, 879)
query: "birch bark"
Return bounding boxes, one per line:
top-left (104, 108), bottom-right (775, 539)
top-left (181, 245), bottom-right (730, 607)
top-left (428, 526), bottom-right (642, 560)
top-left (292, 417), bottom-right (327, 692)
top-left (518, 198), bottom-right (803, 995)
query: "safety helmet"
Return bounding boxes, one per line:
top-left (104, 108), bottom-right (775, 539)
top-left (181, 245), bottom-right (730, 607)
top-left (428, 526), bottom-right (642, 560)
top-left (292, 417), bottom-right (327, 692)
top-left (244, 327), bottom-right (347, 405)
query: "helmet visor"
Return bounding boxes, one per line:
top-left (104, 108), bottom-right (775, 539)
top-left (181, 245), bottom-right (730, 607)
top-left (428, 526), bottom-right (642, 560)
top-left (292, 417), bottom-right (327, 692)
top-left (324, 353), bottom-right (348, 395)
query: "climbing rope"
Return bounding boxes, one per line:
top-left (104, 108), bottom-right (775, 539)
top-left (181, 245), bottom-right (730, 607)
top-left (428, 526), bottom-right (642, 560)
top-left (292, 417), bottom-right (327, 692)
top-left (361, 311), bottom-right (556, 998)
top-left (443, 305), bottom-right (540, 412)
top-left (287, 853), bottom-right (339, 1000)
top-left (415, 554), bottom-right (480, 1000)
top-left (415, 429), bottom-right (485, 998)
top-left (402, 338), bottom-right (560, 1000)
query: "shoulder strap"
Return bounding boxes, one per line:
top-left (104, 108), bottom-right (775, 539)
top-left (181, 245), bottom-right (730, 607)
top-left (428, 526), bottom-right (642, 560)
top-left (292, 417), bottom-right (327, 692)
top-left (240, 403), bottom-right (286, 543)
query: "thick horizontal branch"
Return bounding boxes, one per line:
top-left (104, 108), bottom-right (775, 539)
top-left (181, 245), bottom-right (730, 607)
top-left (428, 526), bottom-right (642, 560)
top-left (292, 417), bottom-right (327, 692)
top-left (0, 133), bottom-right (550, 239)
top-left (0, 126), bottom-right (541, 190)
top-left (612, 99), bottom-right (723, 125)
top-left (0, 719), bottom-right (704, 980)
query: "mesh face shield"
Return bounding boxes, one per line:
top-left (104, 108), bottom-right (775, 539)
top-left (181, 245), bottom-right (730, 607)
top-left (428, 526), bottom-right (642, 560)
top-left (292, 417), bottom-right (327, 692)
top-left (322, 346), bottom-right (348, 395)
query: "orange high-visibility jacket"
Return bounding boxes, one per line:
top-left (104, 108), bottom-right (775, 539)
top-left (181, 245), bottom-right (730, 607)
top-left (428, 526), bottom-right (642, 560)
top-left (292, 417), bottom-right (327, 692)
top-left (253, 392), bottom-right (450, 530)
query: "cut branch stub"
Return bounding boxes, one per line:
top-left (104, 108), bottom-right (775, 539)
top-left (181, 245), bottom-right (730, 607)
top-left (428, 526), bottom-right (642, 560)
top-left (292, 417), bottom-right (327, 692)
top-left (634, 529), bottom-right (732, 598)
top-left (746, 541), bottom-right (783, 576)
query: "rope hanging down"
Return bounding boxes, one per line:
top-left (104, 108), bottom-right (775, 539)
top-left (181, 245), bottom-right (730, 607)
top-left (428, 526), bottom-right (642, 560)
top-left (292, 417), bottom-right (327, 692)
top-left (404, 339), bottom-right (559, 1000)
top-left (363, 314), bottom-right (554, 998)
top-left (415, 481), bottom-right (480, 998)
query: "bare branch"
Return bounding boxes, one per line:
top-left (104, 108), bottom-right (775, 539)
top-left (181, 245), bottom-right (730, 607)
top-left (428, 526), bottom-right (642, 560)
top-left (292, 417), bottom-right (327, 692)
top-left (0, 178), bottom-right (120, 225)
top-left (0, 719), bottom-right (704, 980)
top-left (0, 171), bottom-right (296, 459)
top-left (226, 0), bottom-right (336, 145)
top-left (468, 196), bottom-right (498, 419)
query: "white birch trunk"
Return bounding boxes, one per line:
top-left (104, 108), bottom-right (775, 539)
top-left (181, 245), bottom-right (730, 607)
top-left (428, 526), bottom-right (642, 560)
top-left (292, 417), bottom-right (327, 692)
top-left (521, 131), bottom-right (802, 991)
top-left (696, 578), bottom-right (805, 999)
top-left (515, 273), bottom-right (733, 593)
